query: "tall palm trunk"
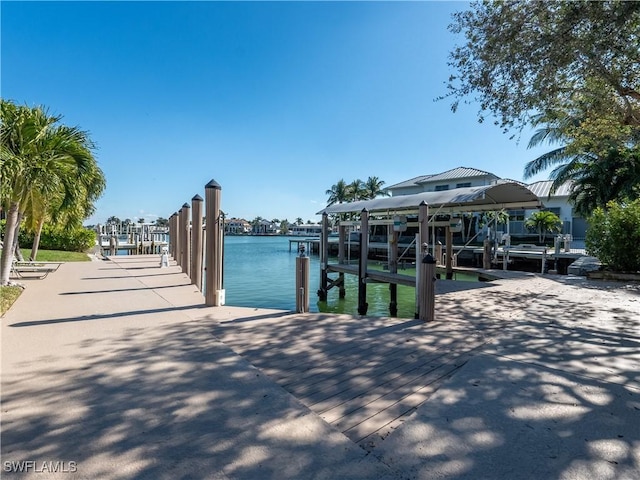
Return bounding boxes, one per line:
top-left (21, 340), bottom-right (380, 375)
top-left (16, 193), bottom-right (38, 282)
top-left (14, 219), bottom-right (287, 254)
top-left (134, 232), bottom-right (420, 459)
top-left (30, 217), bottom-right (45, 261)
top-left (0, 202), bottom-right (20, 285)
top-left (11, 212), bottom-right (24, 261)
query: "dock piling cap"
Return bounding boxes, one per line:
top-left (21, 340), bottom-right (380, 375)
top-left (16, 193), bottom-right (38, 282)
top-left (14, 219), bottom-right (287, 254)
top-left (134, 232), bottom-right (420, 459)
top-left (192, 194), bottom-right (203, 201)
top-left (205, 179), bottom-right (222, 190)
top-left (422, 253), bottom-right (436, 264)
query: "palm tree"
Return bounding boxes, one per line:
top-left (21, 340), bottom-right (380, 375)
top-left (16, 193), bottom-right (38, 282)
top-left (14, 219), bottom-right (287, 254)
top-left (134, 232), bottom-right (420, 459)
top-left (325, 179), bottom-right (349, 207)
top-left (524, 112), bottom-right (639, 216)
top-left (295, 217), bottom-right (303, 226)
top-left (0, 100), bottom-right (104, 282)
top-left (347, 179), bottom-right (365, 201)
top-left (525, 211), bottom-right (562, 243)
top-left (362, 176), bottom-right (389, 200)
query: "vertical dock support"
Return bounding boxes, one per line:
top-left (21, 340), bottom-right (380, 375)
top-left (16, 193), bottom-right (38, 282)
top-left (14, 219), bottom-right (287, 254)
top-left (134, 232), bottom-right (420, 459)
top-left (445, 226), bottom-right (453, 280)
top-left (181, 203), bottom-right (191, 276)
top-left (418, 252), bottom-right (436, 321)
top-left (358, 209), bottom-right (369, 316)
top-left (296, 245), bottom-right (310, 313)
top-left (415, 202), bottom-right (429, 318)
top-left (388, 224), bottom-right (398, 317)
top-left (338, 223), bottom-right (346, 299)
top-left (318, 213), bottom-right (329, 301)
top-left (205, 179), bottom-right (224, 306)
top-left (483, 238), bottom-right (491, 269)
top-left (191, 194), bottom-right (204, 291)
top-left (175, 210), bottom-right (183, 267)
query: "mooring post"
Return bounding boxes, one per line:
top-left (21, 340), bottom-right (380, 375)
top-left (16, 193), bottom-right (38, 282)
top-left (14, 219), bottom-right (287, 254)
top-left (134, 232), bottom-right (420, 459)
top-left (176, 209), bottom-right (184, 267)
top-left (296, 244), bottom-right (310, 313)
top-left (357, 208), bottom-right (369, 316)
top-left (205, 179), bottom-right (224, 306)
top-left (191, 194), bottom-right (204, 291)
top-left (415, 202), bottom-right (429, 318)
top-left (168, 213), bottom-right (175, 259)
top-left (483, 237), bottom-right (491, 270)
top-left (445, 226), bottom-right (453, 280)
top-left (388, 224), bottom-right (398, 317)
top-left (419, 250), bottom-right (436, 322)
top-left (317, 212), bottom-right (329, 301)
top-left (181, 203), bottom-right (191, 276)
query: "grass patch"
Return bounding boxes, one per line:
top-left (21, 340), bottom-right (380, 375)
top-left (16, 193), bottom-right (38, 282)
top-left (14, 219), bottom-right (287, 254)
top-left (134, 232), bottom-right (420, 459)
top-left (1, 285), bottom-right (23, 316)
top-left (19, 249), bottom-right (90, 262)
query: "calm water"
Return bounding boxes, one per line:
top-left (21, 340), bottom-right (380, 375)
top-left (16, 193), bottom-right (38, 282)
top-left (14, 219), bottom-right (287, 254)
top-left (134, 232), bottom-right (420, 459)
top-left (222, 235), bottom-right (419, 318)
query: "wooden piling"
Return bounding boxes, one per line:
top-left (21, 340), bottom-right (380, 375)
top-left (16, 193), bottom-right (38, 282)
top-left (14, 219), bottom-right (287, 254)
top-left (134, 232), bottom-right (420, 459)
top-left (296, 250), bottom-right (310, 313)
top-left (388, 225), bottom-right (398, 317)
top-left (205, 179), bottom-right (223, 306)
top-left (191, 194), bottom-right (204, 291)
top-left (358, 209), bottom-right (369, 316)
top-left (318, 213), bottom-right (329, 301)
top-left (483, 238), bottom-right (491, 269)
top-left (418, 253), bottom-right (436, 321)
top-left (416, 202), bottom-right (429, 318)
top-left (445, 226), bottom-right (453, 280)
top-left (181, 203), bottom-right (191, 276)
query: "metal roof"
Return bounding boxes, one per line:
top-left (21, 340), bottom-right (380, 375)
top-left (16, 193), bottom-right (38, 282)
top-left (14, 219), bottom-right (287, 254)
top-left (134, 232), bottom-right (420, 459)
top-left (318, 182), bottom-right (543, 216)
top-left (527, 180), bottom-right (574, 198)
top-left (385, 167), bottom-right (499, 190)
top-left (419, 166), bottom-right (498, 183)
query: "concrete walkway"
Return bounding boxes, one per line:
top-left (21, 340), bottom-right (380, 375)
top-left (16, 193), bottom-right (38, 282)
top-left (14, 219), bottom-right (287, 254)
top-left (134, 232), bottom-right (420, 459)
top-left (1, 255), bottom-right (639, 479)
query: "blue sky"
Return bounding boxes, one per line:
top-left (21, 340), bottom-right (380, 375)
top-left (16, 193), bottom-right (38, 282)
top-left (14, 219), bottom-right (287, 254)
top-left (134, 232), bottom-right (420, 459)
top-left (2, 1), bottom-right (551, 225)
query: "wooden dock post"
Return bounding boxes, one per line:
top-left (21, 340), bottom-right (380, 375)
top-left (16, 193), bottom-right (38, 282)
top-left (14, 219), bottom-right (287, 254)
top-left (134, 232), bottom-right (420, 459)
top-left (338, 223), bottom-right (346, 299)
top-left (205, 179), bottom-right (224, 306)
top-left (191, 194), bottom-right (204, 291)
top-left (388, 224), bottom-right (399, 317)
top-left (296, 245), bottom-right (310, 313)
top-left (358, 209), bottom-right (369, 316)
top-left (168, 213), bottom-right (175, 259)
top-left (415, 202), bottom-right (429, 318)
top-left (181, 203), bottom-right (191, 276)
top-left (418, 253), bottom-right (436, 321)
top-left (176, 210), bottom-right (183, 266)
top-left (318, 213), bottom-right (329, 301)
top-left (483, 238), bottom-right (491, 269)
top-left (445, 226), bottom-right (453, 280)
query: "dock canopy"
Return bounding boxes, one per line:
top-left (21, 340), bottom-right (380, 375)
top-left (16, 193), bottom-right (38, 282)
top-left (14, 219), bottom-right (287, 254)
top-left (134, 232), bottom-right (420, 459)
top-left (317, 181), bottom-right (542, 215)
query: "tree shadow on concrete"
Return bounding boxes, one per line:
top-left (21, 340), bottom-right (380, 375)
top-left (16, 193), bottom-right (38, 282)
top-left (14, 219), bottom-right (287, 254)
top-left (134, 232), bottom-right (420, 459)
top-left (1, 318), bottom-right (394, 480)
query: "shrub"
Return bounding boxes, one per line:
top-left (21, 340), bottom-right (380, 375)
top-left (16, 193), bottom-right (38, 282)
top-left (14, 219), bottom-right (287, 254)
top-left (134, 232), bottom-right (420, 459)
top-left (0, 220), bottom-right (96, 253)
top-left (586, 199), bottom-right (640, 272)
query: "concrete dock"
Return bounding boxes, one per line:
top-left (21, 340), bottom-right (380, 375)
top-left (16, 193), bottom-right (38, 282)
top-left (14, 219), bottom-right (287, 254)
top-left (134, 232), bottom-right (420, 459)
top-left (1, 255), bottom-right (639, 479)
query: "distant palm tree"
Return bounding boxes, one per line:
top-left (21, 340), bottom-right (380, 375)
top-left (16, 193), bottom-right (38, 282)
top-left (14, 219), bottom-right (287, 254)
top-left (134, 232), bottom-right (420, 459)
top-left (347, 179), bottom-right (365, 201)
top-left (525, 211), bottom-right (562, 243)
top-left (362, 176), bottom-right (389, 200)
top-left (295, 217), bottom-right (303, 226)
top-left (325, 179), bottom-right (349, 206)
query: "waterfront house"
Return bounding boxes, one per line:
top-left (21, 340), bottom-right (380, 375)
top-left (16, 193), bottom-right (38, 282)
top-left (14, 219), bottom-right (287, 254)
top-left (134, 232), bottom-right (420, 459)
top-left (385, 166), bottom-right (585, 240)
top-left (225, 218), bottom-right (251, 235)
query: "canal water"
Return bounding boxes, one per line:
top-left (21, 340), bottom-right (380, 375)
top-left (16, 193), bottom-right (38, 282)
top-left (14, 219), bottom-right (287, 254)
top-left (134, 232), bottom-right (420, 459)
top-left (221, 235), bottom-right (419, 317)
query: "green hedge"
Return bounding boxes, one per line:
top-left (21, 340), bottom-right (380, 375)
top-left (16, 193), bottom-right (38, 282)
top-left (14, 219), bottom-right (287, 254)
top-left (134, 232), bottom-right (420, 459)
top-left (1, 220), bottom-right (96, 252)
top-left (586, 199), bottom-right (640, 272)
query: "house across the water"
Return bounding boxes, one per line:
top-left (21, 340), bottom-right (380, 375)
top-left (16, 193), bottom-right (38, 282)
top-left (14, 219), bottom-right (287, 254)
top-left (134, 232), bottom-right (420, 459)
top-left (385, 166), bottom-right (586, 241)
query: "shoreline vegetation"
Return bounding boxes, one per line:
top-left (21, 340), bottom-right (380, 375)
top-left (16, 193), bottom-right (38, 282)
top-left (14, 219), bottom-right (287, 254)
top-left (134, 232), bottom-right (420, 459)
top-left (0, 249), bottom-right (90, 316)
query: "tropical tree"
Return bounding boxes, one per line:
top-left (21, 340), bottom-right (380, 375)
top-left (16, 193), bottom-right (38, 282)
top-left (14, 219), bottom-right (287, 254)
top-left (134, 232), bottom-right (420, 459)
top-left (347, 179), bottom-right (365, 201)
top-left (279, 219), bottom-right (289, 234)
top-left (325, 179), bottom-right (349, 207)
top-left (362, 176), bottom-right (389, 200)
top-left (295, 217), bottom-right (303, 226)
top-left (445, 1), bottom-right (640, 138)
top-left (154, 217), bottom-right (168, 227)
top-left (0, 100), bottom-right (104, 284)
top-left (525, 211), bottom-right (562, 243)
top-left (524, 113), bottom-right (640, 216)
